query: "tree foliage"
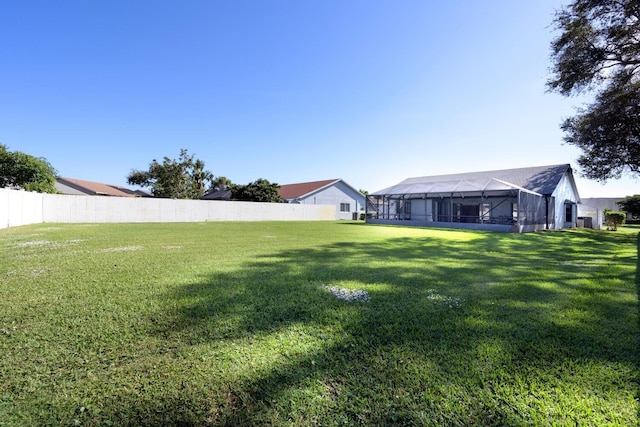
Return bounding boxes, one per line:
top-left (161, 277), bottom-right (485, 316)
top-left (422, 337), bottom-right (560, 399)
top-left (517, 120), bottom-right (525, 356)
top-left (127, 149), bottom-right (214, 199)
top-left (548, 0), bottom-right (640, 181)
top-left (211, 176), bottom-right (233, 191)
top-left (0, 144), bottom-right (58, 193)
top-left (230, 178), bottom-right (284, 203)
top-left (616, 194), bottom-right (640, 217)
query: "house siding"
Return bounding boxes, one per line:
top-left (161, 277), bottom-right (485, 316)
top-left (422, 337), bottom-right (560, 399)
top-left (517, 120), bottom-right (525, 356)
top-left (551, 174), bottom-right (580, 229)
top-left (291, 181), bottom-right (365, 220)
top-left (55, 181), bottom-right (91, 196)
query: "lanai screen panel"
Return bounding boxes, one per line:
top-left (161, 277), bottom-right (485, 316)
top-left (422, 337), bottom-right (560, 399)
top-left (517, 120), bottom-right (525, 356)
top-left (519, 191), bottom-right (547, 225)
top-left (369, 178), bottom-right (549, 225)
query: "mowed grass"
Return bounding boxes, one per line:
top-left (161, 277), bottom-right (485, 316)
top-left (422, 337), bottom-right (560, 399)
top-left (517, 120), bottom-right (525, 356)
top-left (0, 221), bottom-right (637, 426)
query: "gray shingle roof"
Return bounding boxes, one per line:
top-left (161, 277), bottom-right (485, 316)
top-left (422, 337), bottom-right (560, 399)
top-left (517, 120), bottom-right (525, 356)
top-left (371, 164), bottom-right (572, 196)
top-left (200, 189), bottom-right (232, 200)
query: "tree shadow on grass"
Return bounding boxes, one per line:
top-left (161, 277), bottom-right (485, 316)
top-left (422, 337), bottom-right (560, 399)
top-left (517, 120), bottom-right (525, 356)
top-left (108, 228), bottom-right (638, 425)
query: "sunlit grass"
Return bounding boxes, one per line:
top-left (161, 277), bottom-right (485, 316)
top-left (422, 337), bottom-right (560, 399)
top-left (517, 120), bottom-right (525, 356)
top-left (0, 222), bottom-right (637, 425)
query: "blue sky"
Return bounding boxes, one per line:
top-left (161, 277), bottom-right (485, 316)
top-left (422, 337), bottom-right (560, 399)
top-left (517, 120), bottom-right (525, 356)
top-left (2, 0), bottom-right (637, 197)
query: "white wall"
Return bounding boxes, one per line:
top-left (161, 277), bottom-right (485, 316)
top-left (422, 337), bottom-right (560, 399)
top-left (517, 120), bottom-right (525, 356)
top-left (551, 174), bottom-right (580, 229)
top-left (0, 188), bottom-right (337, 229)
top-left (0, 189), bottom-right (44, 229)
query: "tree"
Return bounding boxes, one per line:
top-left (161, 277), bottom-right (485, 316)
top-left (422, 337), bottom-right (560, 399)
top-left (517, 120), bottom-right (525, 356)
top-left (230, 178), bottom-right (285, 203)
top-left (211, 176), bottom-right (233, 191)
top-left (127, 149), bottom-right (214, 199)
top-left (0, 144), bottom-right (57, 193)
top-left (616, 194), bottom-right (640, 217)
top-left (547, 0), bottom-right (640, 181)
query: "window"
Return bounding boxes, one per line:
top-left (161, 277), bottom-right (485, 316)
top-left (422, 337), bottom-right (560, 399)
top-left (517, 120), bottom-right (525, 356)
top-left (565, 203), bottom-right (573, 222)
top-left (340, 203), bottom-right (350, 212)
top-left (481, 203), bottom-right (491, 222)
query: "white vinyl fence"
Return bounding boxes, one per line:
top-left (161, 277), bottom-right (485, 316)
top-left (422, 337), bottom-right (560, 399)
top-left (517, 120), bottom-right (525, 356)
top-left (0, 188), bottom-right (336, 229)
top-left (0, 188), bottom-right (44, 228)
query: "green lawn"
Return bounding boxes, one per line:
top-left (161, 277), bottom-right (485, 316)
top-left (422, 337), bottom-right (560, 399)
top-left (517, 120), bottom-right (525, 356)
top-left (0, 222), bottom-right (637, 426)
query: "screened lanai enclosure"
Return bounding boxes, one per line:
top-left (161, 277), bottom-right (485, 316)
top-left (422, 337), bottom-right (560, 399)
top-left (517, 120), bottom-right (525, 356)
top-left (366, 164), bottom-right (581, 233)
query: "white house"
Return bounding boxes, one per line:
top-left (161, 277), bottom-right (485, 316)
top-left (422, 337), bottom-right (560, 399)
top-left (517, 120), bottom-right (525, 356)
top-left (279, 179), bottom-right (366, 220)
top-left (578, 197), bottom-right (631, 229)
top-left (367, 164), bottom-right (581, 232)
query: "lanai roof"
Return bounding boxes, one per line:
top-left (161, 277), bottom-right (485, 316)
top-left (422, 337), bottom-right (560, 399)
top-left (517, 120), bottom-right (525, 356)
top-left (371, 164), bottom-right (574, 197)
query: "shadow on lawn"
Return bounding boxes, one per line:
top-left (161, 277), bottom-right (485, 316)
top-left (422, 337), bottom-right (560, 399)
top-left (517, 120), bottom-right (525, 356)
top-left (125, 227), bottom-right (639, 425)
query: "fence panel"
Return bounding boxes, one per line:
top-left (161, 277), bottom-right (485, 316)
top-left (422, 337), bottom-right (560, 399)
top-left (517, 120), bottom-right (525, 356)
top-left (0, 188), bottom-right (44, 229)
top-left (1, 189), bottom-right (336, 229)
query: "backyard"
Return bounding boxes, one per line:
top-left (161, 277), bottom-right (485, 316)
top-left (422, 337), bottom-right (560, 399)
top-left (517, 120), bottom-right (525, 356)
top-left (0, 221), bottom-right (637, 425)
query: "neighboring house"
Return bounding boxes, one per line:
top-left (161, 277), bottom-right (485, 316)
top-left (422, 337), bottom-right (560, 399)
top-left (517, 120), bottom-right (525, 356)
top-left (55, 177), bottom-right (149, 197)
top-left (279, 179), bottom-right (366, 220)
top-left (367, 164), bottom-right (581, 233)
top-left (578, 198), bottom-right (630, 229)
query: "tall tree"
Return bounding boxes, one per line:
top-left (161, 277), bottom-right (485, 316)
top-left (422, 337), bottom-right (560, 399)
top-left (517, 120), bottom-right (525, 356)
top-left (547, 0), bottom-right (640, 181)
top-left (0, 144), bottom-right (58, 193)
top-left (127, 149), bottom-right (214, 199)
top-left (230, 178), bottom-right (284, 203)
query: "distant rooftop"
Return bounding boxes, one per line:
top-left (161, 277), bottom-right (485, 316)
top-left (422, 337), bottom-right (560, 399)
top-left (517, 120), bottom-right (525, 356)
top-left (279, 179), bottom-right (340, 200)
top-left (56, 177), bottom-right (145, 197)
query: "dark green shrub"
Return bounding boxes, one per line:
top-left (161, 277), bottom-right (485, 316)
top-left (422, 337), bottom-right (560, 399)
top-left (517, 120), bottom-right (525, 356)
top-left (604, 210), bottom-right (626, 231)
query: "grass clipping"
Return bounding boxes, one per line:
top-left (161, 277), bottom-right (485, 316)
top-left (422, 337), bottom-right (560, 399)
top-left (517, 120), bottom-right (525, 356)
top-left (323, 285), bottom-right (370, 302)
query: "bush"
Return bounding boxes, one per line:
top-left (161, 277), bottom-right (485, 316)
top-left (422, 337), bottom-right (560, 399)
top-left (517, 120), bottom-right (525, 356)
top-left (604, 210), bottom-right (626, 231)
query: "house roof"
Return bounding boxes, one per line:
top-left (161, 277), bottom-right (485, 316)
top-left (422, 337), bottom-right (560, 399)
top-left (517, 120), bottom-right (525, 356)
top-left (56, 177), bottom-right (139, 197)
top-left (200, 189), bottom-right (232, 200)
top-left (278, 179), bottom-right (341, 200)
top-left (371, 164), bottom-right (575, 197)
